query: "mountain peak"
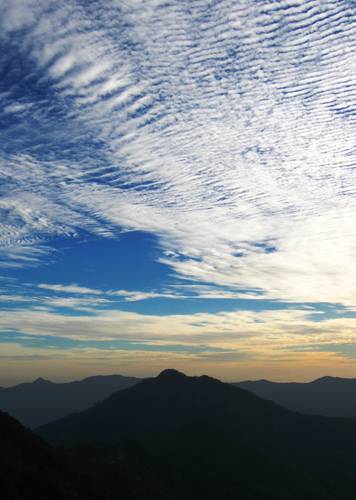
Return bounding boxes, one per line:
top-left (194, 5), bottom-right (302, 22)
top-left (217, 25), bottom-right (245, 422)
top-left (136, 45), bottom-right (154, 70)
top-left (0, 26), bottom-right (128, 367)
top-left (312, 376), bottom-right (338, 384)
top-left (33, 377), bottom-right (51, 385)
top-left (157, 369), bottom-right (187, 381)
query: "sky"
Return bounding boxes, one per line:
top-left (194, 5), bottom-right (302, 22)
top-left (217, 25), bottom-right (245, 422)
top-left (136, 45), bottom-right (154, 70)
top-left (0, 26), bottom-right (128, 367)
top-left (0, 0), bottom-right (356, 385)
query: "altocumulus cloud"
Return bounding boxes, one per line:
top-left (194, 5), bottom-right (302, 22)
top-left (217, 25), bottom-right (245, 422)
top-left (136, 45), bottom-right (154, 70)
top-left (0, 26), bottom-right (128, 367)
top-left (0, 0), bottom-right (355, 308)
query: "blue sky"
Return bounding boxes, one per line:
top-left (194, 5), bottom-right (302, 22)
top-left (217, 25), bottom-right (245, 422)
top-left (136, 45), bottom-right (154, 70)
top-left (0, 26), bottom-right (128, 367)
top-left (0, 0), bottom-right (356, 384)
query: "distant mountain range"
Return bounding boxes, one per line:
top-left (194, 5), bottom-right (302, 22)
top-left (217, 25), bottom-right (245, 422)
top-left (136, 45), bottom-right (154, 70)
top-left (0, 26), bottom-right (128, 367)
top-left (0, 375), bottom-right (139, 428)
top-left (36, 369), bottom-right (356, 499)
top-left (3, 374), bottom-right (356, 431)
top-left (234, 376), bottom-right (356, 418)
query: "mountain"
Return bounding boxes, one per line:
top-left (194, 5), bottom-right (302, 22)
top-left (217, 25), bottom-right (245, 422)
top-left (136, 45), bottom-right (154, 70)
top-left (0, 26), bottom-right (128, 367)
top-left (0, 409), bottom-right (89, 500)
top-left (0, 374), bottom-right (139, 428)
top-left (0, 408), bottom-right (180, 500)
top-left (37, 369), bottom-right (356, 499)
top-left (234, 376), bottom-right (356, 417)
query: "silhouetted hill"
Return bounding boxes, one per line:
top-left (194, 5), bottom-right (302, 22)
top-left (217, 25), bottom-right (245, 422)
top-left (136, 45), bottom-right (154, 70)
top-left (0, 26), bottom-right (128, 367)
top-left (0, 408), bottom-right (186, 500)
top-left (0, 374), bottom-right (139, 428)
top-left (37, 369), bottom-right (356, 499)
top-left (0, 409), bottom-right (91, 500)
top-left (235, 376), bottom-right (356, 417)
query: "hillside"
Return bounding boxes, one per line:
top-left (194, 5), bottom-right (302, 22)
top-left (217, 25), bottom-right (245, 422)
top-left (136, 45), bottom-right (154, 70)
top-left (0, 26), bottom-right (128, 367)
top-left (235, 376), bottom-right (356, 417)
top-left (0, 374), bottom-right (139, 428)
top-left (0, 409), bottom-right (88, 500)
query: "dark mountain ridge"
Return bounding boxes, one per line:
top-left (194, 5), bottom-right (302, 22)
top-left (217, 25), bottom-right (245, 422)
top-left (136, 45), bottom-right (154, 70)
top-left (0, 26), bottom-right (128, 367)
top-left (0, 374), bottom-right (139, 428)
top-left (4, 372), bottom-right (356, 430)
top-left (235, 375), bottom-right (356, 417)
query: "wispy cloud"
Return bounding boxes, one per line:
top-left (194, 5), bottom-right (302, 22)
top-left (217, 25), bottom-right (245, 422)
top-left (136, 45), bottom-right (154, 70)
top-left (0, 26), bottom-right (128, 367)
top-left (38, 284), bottom-right (103, 295)
top-left (43, 296), bottom-right (111, 311)
top-left (3, 102), bottom-right (33, 114)
top-left (108, 289), bottom-right (184, 301)
top-left (37, 283), bottom-right (184, 302)
top-left (0, 294), bottom-right (33, 303)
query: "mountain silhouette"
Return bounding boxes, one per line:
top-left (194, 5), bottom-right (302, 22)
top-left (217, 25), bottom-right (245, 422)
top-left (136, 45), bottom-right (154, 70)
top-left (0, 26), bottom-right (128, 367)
top-left (235, 376), bottom-right (356, 417)
top-left (0, 374), bottom-right (139, 428)
top-left (0, 407), bottom-right (181, 500)
top-left (0, 409), bottom-right (92, 500)
top-left (37, 369), bottom-right (356, 499)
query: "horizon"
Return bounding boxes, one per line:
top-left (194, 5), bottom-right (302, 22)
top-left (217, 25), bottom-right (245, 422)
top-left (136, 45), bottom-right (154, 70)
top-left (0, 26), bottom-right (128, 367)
top-left (2, 368), bottom-right (356, 389)
top-left (1, 0), bottom-right (356, 384)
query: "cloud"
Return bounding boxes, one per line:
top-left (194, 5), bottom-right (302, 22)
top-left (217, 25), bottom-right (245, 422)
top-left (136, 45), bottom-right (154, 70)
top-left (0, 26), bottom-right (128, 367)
top-left (290, 342), bottom-right (356, 359)
top-left (109, 289), bottom-right (184, 301)
top-left (0, 294), bottom-right (33, 303)
top-left (38, 284), bottom-right (103, 295)
top-left (3, 102), bottom-right (33, 114)
top-left (2, 304), bottom-right (356, 381)
top-left (0, 0), bottom-right (355, 308)
top-left (173, 284), bottom-right (263, 301)
top-left (1, 305), bottom-right (356, 355)
top-left (37, 283), bottom-right (185, 302)
top-left (43, 296), bottom-right (111, 311)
